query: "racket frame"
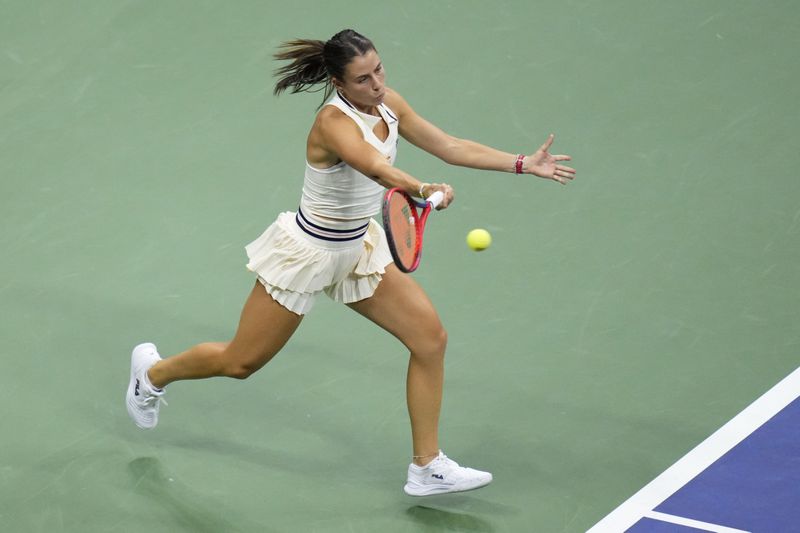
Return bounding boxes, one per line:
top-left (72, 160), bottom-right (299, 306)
top-left (382, 188), bottom-right (437, 273)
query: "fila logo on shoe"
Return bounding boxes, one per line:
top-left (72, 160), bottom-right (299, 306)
top-left (134, 379), bottom-right (141, 396)
top-left (432, 474), bottom-right (444, 480)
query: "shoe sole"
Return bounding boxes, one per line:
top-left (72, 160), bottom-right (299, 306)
top-left (403, 477), bottom-right (492, 496)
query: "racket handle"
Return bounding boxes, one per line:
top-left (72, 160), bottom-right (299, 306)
top-left (427, 190), bottom-right (445, 209)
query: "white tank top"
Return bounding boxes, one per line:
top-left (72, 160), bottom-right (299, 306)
top-left (296, 92), bottom-right (399, 242)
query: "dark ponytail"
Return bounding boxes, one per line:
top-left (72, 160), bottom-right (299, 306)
top-left (273, 29), bottom-right (376, 106)
top-left (272, 39), bottom-right (327, 96)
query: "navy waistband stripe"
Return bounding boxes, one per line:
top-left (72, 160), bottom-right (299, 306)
top-left (297, 208), bottom-right (369, 234)
top-left (295, 209), bottom-right (368, 242)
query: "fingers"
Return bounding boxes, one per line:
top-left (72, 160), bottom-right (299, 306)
top-left (429, 182), bottom-right (454, 209)
top-left (556, 163), bottom-right (576, 174)
top-left (530, 136), bottom-right (576, 185)
top-left (540, 133), bottom-right (555, 152)
top-left (555, 166), bottom-right (576, 178)
top-left (553, 167), bottom-right (575, 185)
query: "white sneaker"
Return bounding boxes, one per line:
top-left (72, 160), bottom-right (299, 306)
top-left (125, 343), bottom-right (166, 429)
top-left (403, 451), bottom-right (492, 496)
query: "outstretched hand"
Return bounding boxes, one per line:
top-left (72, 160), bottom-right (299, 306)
top-left (525, 134), bottom-right (576, 185)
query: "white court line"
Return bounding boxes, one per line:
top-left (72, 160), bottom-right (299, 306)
top-left (588, 366), bottom-right (800, 533)
top-left (643, 511), bottom-right (750, 532)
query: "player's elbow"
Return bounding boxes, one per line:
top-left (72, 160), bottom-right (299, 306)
top-left (438, 136), bottom-right (466, 165)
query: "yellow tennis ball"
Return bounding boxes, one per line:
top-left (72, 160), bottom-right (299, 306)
top-left (467, 229), bottom-right (492, 251)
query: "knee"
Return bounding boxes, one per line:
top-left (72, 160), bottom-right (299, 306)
top-left (410, 325), bottom-right (448, 362)
top-left (434, 327), bottom-right (448, 356)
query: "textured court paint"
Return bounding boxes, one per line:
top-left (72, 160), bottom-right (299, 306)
top-left (628, 517), bottom-right (715, 533)
top-left (1, 1), bottom-right (798, 531)
top-left (590, 367), bottom-right (800, 531)
top-left (643, 512), bottom-right (749, 533)
top-left (655, 397), bottom-right (800, 531)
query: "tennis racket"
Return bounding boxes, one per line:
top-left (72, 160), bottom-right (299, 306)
top-left (382, 187), bottom-right (445, 273)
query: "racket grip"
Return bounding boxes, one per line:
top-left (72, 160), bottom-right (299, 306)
top-left (427, 190), bottom-right (445, 209)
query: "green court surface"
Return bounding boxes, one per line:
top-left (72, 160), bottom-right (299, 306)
top-left (1, 1), bottom-right (798, 531)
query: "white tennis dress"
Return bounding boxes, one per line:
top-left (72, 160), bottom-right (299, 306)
top-left (245, 93), bottom-right (399, 315)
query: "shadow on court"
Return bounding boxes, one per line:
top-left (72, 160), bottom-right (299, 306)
top-left (405, 504), bottom-right (495, 532)
top-left (405, 493), bottom-right (522, 532)
top-left (128, 457), bottom-right (272, 533)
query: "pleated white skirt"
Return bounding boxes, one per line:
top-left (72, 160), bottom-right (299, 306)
top-left (245, 212), bottom-right (394, 315)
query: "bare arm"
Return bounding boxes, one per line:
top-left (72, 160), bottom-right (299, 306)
top-left (314, 108), bottom-right (455, 206)
top-left (386, 89), bottom-right (576, 185)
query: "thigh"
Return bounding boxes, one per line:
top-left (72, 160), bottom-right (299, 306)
top-left (346, 264), bottom-right (445, 351)
top-left (226, 281), bottom-right (304, 367)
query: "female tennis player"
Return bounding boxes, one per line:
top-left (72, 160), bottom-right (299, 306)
top-left (126, 29), bottom-right (575, 496)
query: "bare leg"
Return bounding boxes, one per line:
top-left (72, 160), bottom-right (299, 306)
top-left (347, 264), bottom-right (447, 466)
top-left (148, 282), bottom-right (303, 388)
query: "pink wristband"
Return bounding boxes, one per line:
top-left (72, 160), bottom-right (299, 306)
top-left (514, 154), bottom-right (525, 174)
